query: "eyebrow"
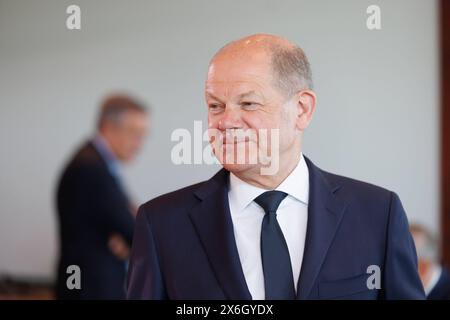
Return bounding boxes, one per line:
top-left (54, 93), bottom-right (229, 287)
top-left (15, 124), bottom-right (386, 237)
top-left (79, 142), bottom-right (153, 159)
top-left (237, 91), bottom-right (260, 100)
top-left (205, 90), bottom-right (262, 102)
top-left (205, 92), bottom-right (223, 102)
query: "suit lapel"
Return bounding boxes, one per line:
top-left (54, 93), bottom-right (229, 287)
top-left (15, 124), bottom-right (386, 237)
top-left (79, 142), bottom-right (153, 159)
top-left (189, 169), bottom-right (252, 300)
top-left (188, 157), bottom-right (347, 300)
top-left (296, 157), bottom-right (348, 299)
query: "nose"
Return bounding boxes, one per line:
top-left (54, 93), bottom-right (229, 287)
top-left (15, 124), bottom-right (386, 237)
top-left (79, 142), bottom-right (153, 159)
top-left (217, 106), bottom-right (243, 131)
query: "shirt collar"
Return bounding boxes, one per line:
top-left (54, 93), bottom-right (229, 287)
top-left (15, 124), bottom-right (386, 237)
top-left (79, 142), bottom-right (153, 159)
top-left (92, 134), bottom-right (122, 178)
top-left (228, 153), bottom-right (309, 214)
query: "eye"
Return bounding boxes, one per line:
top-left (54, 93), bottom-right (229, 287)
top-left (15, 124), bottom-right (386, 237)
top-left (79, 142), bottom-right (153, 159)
top-left (208, 103), bottom-right (224, 113)
top-left (241, 101), bottom-right (259, 110)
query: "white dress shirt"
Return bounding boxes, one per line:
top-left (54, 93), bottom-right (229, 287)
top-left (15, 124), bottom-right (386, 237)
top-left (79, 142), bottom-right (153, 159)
top-left (228, 154), bottom-right (309, 300)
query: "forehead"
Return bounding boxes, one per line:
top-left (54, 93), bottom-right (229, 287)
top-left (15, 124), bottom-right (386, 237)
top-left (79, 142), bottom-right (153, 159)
top-left (120, 110), bottom-right (148, 126)
top-left (205, 51), bottom-right (275, 97)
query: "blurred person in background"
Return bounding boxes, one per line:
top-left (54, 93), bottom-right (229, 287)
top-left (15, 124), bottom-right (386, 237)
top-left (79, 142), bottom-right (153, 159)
top-left (410, 223), bottom-right (450, 299)
top-left (55, 94), bottom-right (149, 299)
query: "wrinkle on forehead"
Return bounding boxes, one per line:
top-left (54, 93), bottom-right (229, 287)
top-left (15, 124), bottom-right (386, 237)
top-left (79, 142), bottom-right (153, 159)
top-left (206, 80), bottom-right (269, 102)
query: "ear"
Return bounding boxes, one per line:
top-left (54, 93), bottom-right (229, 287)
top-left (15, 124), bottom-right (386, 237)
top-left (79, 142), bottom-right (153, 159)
top-left (295, 90), bottom-right (316, 131)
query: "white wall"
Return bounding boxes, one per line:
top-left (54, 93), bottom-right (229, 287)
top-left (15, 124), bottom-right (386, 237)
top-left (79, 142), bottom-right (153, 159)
top-left (0, 0), bottom-right (439, 279)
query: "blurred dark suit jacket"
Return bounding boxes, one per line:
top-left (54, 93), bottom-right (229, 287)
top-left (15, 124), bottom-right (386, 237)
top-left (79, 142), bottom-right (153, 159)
top-left (127, 156), bottom-right (425, 300)
top-left (428, 267), bottom-right (450, 300)
top-left (56, 141), bottom-right (134, 299)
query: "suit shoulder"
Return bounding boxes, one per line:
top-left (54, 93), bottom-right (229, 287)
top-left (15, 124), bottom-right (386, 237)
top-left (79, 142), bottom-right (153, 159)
top-left (58, 143), bottom-right (109, 189)
top-left (320, 168), bottom-right (393, 204)
top-left (318, 168), bottom-right (401, 237)
top-left (62, 143), bottom-right (107, 176)
top-left (139, 181), bottom-right (205, 218)
top-left (70, 142), bottom-right (103, 167)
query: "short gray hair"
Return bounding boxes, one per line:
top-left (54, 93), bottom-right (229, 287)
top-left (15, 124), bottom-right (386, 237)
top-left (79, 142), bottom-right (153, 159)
top-left (270, 44), bottom-right (313, 96)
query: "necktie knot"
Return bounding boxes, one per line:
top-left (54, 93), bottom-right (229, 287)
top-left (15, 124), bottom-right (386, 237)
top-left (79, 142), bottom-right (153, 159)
top-left (254, 191), bottom-right (288, 214)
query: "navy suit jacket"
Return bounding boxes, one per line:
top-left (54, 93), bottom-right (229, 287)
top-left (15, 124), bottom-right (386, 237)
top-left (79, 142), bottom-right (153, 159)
top-left (428, 267), bottom-right (450, 300)
top-left (56, 141), bottom-right (135, 299)
top-left (127, 157), bottom-right (425, 299)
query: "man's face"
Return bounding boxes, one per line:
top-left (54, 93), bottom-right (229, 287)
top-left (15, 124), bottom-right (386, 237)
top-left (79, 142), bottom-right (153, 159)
top-left (205, 50), bottom-right (300, 175)
top-left (104, 110), bottom-right (149, 162)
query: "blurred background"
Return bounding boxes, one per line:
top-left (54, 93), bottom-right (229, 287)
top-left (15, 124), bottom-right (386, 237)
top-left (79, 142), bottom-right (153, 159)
top-left (0, 0), bottom-right (447, 299)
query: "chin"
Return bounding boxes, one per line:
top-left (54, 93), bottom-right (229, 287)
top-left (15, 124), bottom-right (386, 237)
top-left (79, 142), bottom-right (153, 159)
top-left (220, 162), bottom-right (258, 174)
top-left (214, 145), bottom-right (261, 174)
top-left (119, 154), bottom-right (134, 163)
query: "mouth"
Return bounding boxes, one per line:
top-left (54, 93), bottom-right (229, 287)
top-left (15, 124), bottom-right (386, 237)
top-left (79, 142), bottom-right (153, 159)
top-left (223, 128), bottom-right (256, 143)
top-left (222, 139), bottom-right (248, 145)
top-left (222, 135), bottom-right (253, 145)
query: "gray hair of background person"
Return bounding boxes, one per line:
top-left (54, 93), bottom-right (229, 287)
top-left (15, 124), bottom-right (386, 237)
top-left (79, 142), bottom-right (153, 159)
top-left (97, 94), bottom-right (148, 129)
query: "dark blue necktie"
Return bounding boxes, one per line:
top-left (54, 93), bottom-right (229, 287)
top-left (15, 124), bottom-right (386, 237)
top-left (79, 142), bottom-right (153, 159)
top-left (254, 191), bottom-right (296, 300)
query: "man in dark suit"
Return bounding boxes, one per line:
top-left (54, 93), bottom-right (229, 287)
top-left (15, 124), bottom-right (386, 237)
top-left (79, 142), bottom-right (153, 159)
top-left (56, 95), bottom-right (149, 299)
top-left (410, 224), bottom-right (450, 299)
top-left (127, 34), bottom-right (425, 299)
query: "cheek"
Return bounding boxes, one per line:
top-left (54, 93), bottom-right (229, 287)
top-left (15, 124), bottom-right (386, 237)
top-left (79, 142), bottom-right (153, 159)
top-left (207, 115), bottom-right (221, 143)
top-left (120, 136), bottom-right (135, 153)
top-left (208, 114), bottom-right (221, 129)
top-left (241, 113), bottom-right (272, 131)
top-left (240, 114), bottom-right (274, 151)
top-left (279, 109), bottom-right (299, 146)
